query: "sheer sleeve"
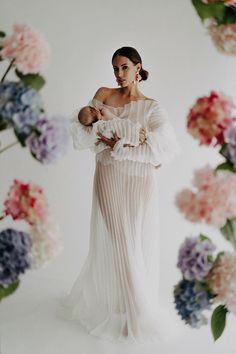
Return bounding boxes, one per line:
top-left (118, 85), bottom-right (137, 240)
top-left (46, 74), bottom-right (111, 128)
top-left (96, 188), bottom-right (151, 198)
top-left (69, 109), bottom-right (98, 150)
top-left (110, 101), bottom-right (181, 166)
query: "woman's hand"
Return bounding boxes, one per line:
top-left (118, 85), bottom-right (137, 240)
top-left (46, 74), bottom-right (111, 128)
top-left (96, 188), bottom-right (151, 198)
top-left (95, 131), bottom-right (120, 149)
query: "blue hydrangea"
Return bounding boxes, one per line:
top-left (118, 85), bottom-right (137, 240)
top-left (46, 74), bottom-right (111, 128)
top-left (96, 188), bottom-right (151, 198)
top-left (177, 236), bottom-right (216, 281)
top-left (0, 80), bottom-right (43, 141)
top-left (0, 228), bottom-right (32, 286)
top-left (174, 279), bottom-right (213, 328)
top-left (26, 115), bottom-right (70, 164)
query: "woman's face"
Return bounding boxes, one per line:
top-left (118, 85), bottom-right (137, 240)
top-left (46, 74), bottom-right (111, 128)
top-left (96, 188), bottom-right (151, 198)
top-left (112, 55), bottom-right (141, 87)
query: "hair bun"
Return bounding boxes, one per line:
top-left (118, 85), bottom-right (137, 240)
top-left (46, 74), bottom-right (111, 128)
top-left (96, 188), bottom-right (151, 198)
top-left (140, 68), bottom-right (149, 81)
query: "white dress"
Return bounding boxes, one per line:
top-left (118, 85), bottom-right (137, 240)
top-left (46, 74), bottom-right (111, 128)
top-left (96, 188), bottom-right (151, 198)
top-left (59, 98), bottom-right (181, 343)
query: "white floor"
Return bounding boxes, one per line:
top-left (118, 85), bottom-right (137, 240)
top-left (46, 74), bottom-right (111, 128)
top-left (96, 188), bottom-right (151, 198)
top-left (0, 274), bottom-right (236, 354)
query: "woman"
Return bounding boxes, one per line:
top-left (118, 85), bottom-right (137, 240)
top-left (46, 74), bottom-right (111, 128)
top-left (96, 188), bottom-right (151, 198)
top-left (60, 46), bottom-right (181, 343)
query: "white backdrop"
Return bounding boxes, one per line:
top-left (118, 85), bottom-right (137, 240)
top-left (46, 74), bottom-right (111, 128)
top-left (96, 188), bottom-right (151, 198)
top-left (1, 0), bottom-right (236, 353)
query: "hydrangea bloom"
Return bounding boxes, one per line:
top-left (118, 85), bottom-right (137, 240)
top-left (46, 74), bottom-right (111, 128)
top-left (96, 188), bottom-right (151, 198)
top-left (26, 115), bottom-right (70, 164)
top-left (0, 228), bottom-right (32, 286)
top-left (0, 23), bottom-right (50, 74)
top-left (29, 218), bottom-right (63, 269)
top-left (0, 81), bottom-right (43, 140)
top-left (174, 279), bottom-right (213, 328)
top-left (187, 91), bottom-right (236, 146)
top-left (4, 179), bottom-right (49, 225)
top-left (177, 236), bottom-right (216, 281)
top-left (207, 252), bottom-right (236, 313)
top-left (224, 123), bottom-right (236, 168)
top-left (175, 164), bottom-right (236, 227)
top-left (204, 19), bottom-right (236, 56)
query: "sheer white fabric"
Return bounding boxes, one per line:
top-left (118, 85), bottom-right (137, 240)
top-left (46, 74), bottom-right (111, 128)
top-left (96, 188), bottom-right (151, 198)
top-left (59, 98), bottom-right (181, 343)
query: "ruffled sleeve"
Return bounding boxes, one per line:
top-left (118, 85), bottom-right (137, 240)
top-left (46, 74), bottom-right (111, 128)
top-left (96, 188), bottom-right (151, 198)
top-left (69, 109), bottom-right (97, 150)
top-left (110, 101), bottom-right (181, 166)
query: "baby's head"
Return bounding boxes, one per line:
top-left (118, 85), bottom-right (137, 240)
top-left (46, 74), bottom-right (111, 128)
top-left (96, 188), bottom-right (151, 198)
top-left (78, 106), bottom-right (101, 126)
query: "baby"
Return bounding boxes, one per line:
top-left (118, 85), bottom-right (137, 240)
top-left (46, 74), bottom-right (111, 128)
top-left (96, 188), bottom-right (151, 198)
top-left (78, 105), bottom-right (161, 169)
top-left (78, 105), bottom-right (146, 145)
top-left (78, 105), bottom-right (115, 126)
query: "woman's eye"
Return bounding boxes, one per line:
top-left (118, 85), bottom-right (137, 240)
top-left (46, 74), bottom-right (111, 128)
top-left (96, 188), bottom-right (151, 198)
top-left (123, 66), bottom-right (128, 70)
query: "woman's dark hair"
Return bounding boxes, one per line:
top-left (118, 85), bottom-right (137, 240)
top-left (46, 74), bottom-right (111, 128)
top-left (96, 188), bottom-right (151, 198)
top-left (111, 46), bottom-right (149, 82)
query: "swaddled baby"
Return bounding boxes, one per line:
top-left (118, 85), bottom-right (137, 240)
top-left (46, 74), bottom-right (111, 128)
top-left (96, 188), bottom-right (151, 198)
top-left (77, 104), bottom-right (161, 169)
top-left (78, 105), bottom-right (146, 146)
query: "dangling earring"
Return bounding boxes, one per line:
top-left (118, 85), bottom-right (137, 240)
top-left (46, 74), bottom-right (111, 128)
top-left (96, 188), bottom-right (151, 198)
top-left (135, 72), bottom-right (141, 82)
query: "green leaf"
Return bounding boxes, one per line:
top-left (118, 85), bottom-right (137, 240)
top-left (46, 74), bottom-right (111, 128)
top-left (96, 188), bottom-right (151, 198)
top-left (199, 233), bottom-right (211, 242)
top-left (15, 69), bottom-right (46, 91)
top-left (207, 254), bottom-right (214, 262)
top-left (215, 161), bottom-right (236, 173)
top-left (223, 6), bottom-right (236, 24)
top-left (0, 116), bottom-right (8, 131)
top-left (214, 251), bottom-right (225, 264)
top-left (220, 217), bottom-right (236, 250)
top-left (0, 281), bottom-right (20, 301)
top-left (191, 0), bottom-right (226, 23)
top-left (211, 305), bottom-right (228, 341)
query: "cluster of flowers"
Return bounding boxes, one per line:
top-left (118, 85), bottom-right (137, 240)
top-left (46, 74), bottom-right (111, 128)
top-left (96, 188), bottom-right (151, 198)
top-left (0, 23), bottom-right (70, 164)
top-left (192, 0), bottom-right (236, 55)
top-left (175, 164), bottom-right (236, 228)
top-left (174, 235), bottom-right (236, 333)
top-left (174, 90), bottom-right (236, 340)
top-left (187, 90), bottom-right (236, 169)
top-left (0, 179), bottom-right (62, 297)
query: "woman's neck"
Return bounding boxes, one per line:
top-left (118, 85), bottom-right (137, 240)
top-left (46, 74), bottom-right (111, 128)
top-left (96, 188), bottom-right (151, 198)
top-left (118, 83), bottom-right (144, 99)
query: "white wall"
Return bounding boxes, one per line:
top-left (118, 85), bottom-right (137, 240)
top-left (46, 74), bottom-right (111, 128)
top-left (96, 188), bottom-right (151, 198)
top-left (1, 0), bottom-right (236, 313)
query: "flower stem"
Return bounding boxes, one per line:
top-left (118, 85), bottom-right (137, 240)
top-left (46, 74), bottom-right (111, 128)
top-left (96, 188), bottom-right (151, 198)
top-left (0, 212), bottom-right (6, 221)
top-left (1, 58), bottom-right (15, 82)
top-left (0, 140), bottom-right (19, 154)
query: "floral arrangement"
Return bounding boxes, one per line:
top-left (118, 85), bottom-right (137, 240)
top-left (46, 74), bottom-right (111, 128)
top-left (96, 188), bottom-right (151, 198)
top-left (0, 179), bottom-right (63, 300)
top-left (0, 23), bottom-right (70, 163)
top-left (187, 90), bottom-right (236, 172)
top-left (174, 234), bottom-right (235, 339)
top-left (0, 23), bottom-right (69, 301)
top-left (191, 0), bottom-right (236, 55)
top-left (174, 91), bottom-right (236, 340)
top-left (186, 90), bottom-right (236, 146)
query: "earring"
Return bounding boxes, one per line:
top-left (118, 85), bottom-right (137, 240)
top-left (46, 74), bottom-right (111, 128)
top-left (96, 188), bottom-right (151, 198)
top-left (135, 72), bottom-right (141, 82)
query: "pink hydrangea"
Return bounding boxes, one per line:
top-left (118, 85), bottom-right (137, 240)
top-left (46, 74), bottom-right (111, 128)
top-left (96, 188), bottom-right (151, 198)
top-left (207, 253), bottom-right (236, 313)
top-left (4, 179), bottom-right (49, 225)
top-left (175, 165), bottom-right (236, 227)
top-left (204, 18), bottom-right (236, 56)
top-left (187, 91), bottom-right (236, 146)
top-left (0, 23), bottom-right (50, 74)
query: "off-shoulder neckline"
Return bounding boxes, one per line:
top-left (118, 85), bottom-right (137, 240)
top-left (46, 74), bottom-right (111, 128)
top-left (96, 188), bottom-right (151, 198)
top-left (92, 97), bottom-right (156, 110)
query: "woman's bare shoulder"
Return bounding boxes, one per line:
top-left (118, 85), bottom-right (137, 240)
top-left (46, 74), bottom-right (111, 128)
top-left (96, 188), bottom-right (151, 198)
top-left (93, 87), bottom-right (114, 103)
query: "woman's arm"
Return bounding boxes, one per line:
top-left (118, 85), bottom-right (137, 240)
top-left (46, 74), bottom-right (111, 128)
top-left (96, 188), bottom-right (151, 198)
top-left (109, 102), bottom-right (181, 166)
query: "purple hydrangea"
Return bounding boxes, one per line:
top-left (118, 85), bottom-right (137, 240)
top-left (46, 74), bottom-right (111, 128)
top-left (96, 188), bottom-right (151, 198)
top-left (224, 124), bottom-right (236, 168)
top-left (26, 115), bottom-right (70, 164)
top-left (0, 80), bottom-right (43, 141)
top-left (0, 228), bottom-right (32, 286)
top-left (177, 236), bottom-right (216, 281)
top-left (174, 279), bottom-right (213, 328)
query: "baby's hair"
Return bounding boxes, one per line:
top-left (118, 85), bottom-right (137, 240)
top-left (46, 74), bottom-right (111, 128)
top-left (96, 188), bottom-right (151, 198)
top-left (78, 106), bottom-right (91, 126)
